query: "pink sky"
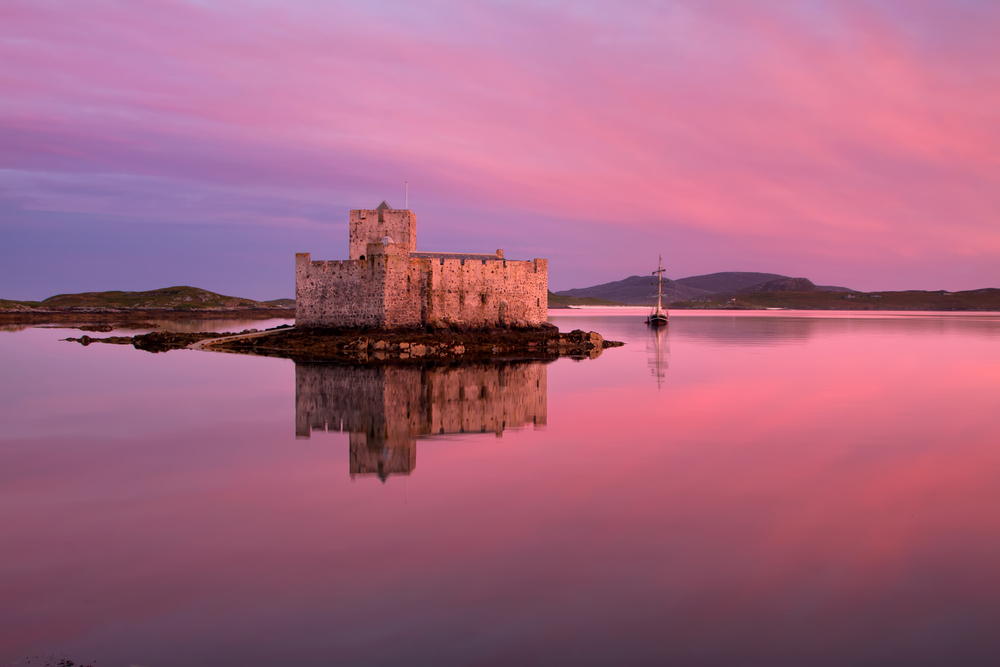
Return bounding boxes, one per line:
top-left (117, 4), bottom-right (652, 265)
top-left (2, 0), bottom-right (999, 298)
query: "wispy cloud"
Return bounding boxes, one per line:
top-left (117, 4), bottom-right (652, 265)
top-left (2, 0), bottom-right (998, 295)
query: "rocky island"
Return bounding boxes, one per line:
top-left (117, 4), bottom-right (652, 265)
top-left (66, 325), bottom-right (622, 362)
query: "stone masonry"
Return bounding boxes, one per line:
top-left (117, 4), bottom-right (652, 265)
top-left (296, 201), bottom-right (548, 329)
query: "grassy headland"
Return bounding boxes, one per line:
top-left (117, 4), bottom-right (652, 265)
top-left (671, 288), bottom-right (1000, 311)
top-left (1, 286), bottom-right (295, 324)
top-left (2, 286), bottom-right (287, 310)
top-left (547, 291), bottom-right (628, 308)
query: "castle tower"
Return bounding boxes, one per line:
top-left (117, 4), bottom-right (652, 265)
top-left (349, 201), bottom-right (416, 260)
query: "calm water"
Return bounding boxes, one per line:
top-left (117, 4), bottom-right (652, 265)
top-left (2, 311), bottom-right (1000, 666)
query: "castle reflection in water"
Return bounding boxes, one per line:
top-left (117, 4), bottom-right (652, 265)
top-left (295, 361), bottom-right (549, 481)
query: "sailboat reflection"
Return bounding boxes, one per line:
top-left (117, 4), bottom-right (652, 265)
top-left (295, 361), bottom-right (549, 481)
top-left (646, 325), bottom-right (670, 389)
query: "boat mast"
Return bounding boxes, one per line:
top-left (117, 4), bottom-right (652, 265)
top-left (653, 255), bottom-right (665, 314)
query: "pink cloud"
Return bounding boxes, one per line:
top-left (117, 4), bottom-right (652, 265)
top-left (2, 0), bottom-right (998, 292)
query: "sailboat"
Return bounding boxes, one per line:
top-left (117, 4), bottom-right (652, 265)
top-left (646, 255), bottom-right (669, 327)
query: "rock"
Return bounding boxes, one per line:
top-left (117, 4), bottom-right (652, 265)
top-left (453, 345), bottom-right (465, 354)
top-left (373, 340), bottom-right (388, 350)
top-left (559, 329), bottom-right (604, 349)
top-left (411, 344), bottom-right (427, 356)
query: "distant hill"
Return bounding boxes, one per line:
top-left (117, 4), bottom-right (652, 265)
top-left (555, 275), bottom-right (713, 305)
top-left (674, 272), bottom-right (789, 293)
top-left (1, 286), bottom-right (294, 311)
top-left (547, 291), bottom-right (628, 308)
top-left (556, 271), bottom-right (855, 305)
top-left (737, 277), bottom-right (819, 294)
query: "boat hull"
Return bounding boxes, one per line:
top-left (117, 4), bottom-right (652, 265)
top-left (646, 314), bottom-right (669, 326)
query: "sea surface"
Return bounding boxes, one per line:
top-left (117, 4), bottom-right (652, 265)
top-left (2, 310), bottom-right (999, 666)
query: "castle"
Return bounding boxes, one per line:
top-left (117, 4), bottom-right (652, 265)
top-left (296, 202), bottom-right (548, 329)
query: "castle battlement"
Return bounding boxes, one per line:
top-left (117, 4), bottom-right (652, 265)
top-left (296, 202), bottom-right (548, 330)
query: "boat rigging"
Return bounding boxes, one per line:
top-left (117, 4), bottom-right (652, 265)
top-left (646, 256), bottom-right (669, 327)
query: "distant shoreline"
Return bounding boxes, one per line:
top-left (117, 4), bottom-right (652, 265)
top-left (0, 308), bottom-right (295, 326)
top-left (552, 289), bottom-right (1000, 312)
top-left (668, 289), bottom-right (1000, 311)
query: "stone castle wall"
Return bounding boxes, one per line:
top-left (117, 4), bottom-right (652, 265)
top-left (295, 252), bottom-right (387, 328)
top-left (382, 247), bottom-right (426, 329)
top-left (423, 257), bottom-right (548, 328)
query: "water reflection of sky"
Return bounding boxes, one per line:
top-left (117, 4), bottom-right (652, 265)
top-left (2, 313), bottom-right (1000, 665)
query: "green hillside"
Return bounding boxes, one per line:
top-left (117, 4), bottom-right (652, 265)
top-left (0, 298), bottom-right (43, 310)
top-left (1, 286), bottom-right (293, 310)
